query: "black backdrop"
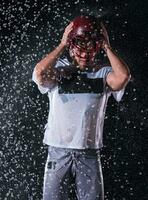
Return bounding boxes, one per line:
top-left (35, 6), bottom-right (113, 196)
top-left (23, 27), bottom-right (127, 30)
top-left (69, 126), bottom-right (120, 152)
top-left (1, 0), bottom-right (148, 199)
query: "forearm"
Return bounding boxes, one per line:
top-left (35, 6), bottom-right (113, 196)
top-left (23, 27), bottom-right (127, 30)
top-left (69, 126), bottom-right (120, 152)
top-left (105, 45), bottom-right (131, 90)
top-left (105, 46), bottom-right (130, 77)
top-left (35, 43), bottom-right (66, 73)
top-left (34, 43), bottom-right (66, 85)
top-left (34, 22), bottom-right (73, 86)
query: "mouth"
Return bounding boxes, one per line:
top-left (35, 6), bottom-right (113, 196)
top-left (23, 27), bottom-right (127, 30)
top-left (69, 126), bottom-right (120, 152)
top-left (75, 52), bottom-right (90, 61)
top-left (79, 58), bottom-right (90, 64)
top-left (79, 57), bottom-right (87, 60)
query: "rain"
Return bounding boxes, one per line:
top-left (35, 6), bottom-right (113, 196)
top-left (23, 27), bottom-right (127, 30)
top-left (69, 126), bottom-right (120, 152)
top-left (1, 0), bottom-right (148, 199)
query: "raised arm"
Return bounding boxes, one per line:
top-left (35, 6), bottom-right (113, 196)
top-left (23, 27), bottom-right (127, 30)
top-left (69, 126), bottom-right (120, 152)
top-left (101, 23), bottom-right (131, 91)
top-left (34, 22), bottom-right (73, 87)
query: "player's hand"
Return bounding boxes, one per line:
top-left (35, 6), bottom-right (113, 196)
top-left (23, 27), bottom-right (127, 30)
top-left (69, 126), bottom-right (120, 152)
top-left (100, 22), bottom-right (111, 51)
top-left (61, 22), bottom-right (73, 47)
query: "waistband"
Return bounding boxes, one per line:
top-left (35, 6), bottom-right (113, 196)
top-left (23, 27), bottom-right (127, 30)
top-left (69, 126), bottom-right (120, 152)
top-left (48, 145), bottom-right (100, 156)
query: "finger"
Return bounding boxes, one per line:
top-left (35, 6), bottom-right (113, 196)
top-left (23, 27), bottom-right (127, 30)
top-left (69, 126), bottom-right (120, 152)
top-left (100, 22), bottom-right (108, 35)
top-left (65, 22), bottom-right (73, 33)
top-left (67, 21), bottom-right (74, 29)
top-left (100, 22), bottom-right (106, 31)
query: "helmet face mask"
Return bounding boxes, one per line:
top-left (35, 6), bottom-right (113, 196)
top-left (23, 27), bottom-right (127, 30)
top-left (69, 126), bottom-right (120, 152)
top-left (68, 15), bottom-right (103, 59)
top-left (72, 37), bottom-right (96, 51)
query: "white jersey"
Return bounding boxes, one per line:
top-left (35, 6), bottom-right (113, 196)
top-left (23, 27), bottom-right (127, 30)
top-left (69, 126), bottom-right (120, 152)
top-left (32, 58), bottom-right (124, 149)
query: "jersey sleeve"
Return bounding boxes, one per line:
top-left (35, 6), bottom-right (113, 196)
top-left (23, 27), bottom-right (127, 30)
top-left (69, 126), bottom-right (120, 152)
top-left (32, 58), bottom-right (70, 94)
top-left (32, 69), bottom-right (54, 94)
top-left (100, 66), bottom-right (125, 102)
top-left (111, 89), bottom-right (125, 102)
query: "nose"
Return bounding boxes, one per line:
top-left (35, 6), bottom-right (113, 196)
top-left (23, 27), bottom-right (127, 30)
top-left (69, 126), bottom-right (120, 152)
top-left (80, 51), bottom-right (90, 58)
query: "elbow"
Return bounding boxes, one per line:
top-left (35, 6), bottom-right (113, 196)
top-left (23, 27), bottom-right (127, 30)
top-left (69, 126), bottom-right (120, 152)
top-left (111, 74), bottom-right (131, 91)
top-left (33, 64), bottom-right (57, 87)
top-left (120, 74), bottom-right (131, 89)
top-left (119, 64), bottom-right (131, 83)
top-left (123, 73), bottom-right (131, 84)
top-left (34, 63), bottom-right (44, 76)
top-left (34, 64), bottom-right (44, 85)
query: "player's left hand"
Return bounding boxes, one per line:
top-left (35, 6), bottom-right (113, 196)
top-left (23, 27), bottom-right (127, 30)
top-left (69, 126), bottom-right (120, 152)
top-left (100, 22), bottom-right (111, 51)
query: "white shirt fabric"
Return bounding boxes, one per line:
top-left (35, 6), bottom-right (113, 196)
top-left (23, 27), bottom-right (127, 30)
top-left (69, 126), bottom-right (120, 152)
top-left (32, 58), bottom-right (124, 149)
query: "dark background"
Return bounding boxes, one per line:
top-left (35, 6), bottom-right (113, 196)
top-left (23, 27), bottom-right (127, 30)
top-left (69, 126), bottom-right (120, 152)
top-left (1, 0), bottom-right (148, 199)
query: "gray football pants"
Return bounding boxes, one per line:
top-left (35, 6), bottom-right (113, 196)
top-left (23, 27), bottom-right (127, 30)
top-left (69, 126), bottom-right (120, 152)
top-left (43, 146), bottom-right (104, 200)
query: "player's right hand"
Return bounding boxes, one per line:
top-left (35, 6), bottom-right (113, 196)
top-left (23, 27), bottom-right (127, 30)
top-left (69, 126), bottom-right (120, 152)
top-left (61, 22), bottom-right (73, 47)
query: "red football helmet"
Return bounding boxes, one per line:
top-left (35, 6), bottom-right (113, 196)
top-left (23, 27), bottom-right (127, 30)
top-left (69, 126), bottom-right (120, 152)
top-left (68, 15), bottom-right (103, 56)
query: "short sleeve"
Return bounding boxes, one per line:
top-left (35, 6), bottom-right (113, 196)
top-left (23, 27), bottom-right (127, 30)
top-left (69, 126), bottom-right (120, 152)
top-left (32, 58), bottom-right (71, 94)
top-left (32, 69), bottom-right (51, 94)
top-left (111, 88), bottom-right (125, 102)
top-left (97, 66), bottom-right (112, 87)
top-left (99, 66), bottom-right (125, 102)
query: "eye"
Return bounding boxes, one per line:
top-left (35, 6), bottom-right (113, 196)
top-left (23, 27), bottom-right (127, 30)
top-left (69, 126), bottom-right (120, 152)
top-left (87, 41), bottom-right (94, 47)
top-left (75, 39), bottom-right (86, 47)
top-left (73, 38), bottom-right (96, 52)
